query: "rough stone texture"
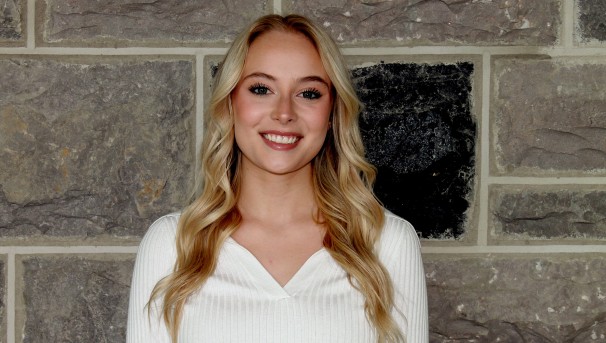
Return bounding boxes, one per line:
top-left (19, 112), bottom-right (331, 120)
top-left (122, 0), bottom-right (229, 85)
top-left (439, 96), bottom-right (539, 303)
top-left (0, 57), bottom-right (194, 242)
top-left (39, 0), bottom-right (269, 46)
top-left (352, 61), bottom-right (476, 238)
top-left (0, 257), bottom-right (6, 341)
top-left (490, 186), bottom-right (606, 240)
top-left (285, 0), bottom-right (559, 46)
top-left (0, 0), bottom-right (23, 44)
top-left (493, 57), bottom-right (606, 175)
top-left (20, 255), bottom-right (133, 343)
top-left (426, 255), bottom-right (606, 342)
top-left (577, 0), bottom-right (606, 42)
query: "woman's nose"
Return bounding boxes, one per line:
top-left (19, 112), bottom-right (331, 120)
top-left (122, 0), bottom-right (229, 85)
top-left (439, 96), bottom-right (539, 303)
top-left (272, 94), bottom-right (296, 124)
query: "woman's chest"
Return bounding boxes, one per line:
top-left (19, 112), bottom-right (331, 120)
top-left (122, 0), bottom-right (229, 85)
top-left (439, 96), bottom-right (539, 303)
top-left (177, 248), bottom-right (376, 343)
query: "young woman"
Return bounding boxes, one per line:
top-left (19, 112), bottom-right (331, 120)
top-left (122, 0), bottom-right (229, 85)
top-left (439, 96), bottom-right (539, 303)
top-left (127, 14), bottom-right (428, 343)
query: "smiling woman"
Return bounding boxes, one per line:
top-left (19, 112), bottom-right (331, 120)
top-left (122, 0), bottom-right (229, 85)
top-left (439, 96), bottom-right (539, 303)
top-left (126, 14), bottom-right (428, 343)
top-left (232, 30), bottom-right (333, 177)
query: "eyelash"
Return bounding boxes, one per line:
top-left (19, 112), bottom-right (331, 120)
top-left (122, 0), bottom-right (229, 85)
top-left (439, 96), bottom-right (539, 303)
top-left (248, 83), bottom-right (270, 95)
top-left (247, 83), bottom-right (323, 100)
top-left (300, 88), bottom-right (322, 100)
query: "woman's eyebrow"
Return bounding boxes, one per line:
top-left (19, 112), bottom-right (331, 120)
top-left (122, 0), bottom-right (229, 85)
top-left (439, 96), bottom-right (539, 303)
top-left (299, 76), bottom-right (330, 88)
top-left (241, 72), bottom-right (275, 81)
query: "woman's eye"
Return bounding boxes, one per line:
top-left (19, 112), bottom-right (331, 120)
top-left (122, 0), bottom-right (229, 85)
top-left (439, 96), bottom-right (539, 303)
top-left (249, 84), bottom-right (270, 95)
top-left (301, 89), bottom-right (322, 99)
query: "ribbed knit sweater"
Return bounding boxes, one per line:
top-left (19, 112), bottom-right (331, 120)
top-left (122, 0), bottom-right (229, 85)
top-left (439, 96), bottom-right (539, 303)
top-left (127, 211), bottom-right (428, 343)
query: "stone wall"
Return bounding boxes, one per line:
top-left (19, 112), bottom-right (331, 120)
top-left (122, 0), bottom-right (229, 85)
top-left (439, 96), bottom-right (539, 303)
top-left (0, 0), bottom-right (605, 342)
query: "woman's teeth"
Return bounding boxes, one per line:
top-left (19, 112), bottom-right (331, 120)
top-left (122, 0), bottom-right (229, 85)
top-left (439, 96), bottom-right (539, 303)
top-left (263, 134), bottom-right (299, 144)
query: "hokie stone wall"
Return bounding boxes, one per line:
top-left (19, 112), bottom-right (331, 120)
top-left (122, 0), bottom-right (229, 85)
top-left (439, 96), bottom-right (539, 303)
top-left (1, 0), bottom-right (605, 342)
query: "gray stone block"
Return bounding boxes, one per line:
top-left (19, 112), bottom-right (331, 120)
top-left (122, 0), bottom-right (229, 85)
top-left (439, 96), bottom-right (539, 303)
top-left (492, 57), bottom-right (606, 175)
top-left (577, 0), bottom-right (606, 43)
top-left (19, 255), bottom-right (134, 343)
top-left (490, 186), bottom-right (606, 240)
top-left (0, 257), bottom-right (6, 340)
top-left (38, 0), bottom-right (269, 46)
top-left (426, 255), bottom-right (606, 342)
top-left (0, 0), bottom-right (24, 44)
top-left (285, 0), bottom-right (559, 46)
top-left (0, 57), bottom-right (194, 243)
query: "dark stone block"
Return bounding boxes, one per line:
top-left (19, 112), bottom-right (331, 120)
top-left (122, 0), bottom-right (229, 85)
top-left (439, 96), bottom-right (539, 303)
top-left (578, 0), bottom-right (606, 42)
top-left (352, 62), bottom-right (476, 238)
top-left (0, 0), bottom-right (23, 42)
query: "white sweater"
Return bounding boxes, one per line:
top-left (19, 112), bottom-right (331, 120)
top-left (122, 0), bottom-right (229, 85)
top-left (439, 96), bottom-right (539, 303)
top-left (127, 211), bottom-right (428, 343)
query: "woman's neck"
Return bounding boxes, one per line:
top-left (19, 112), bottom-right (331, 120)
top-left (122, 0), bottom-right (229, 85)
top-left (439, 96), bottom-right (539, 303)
top-left (237, 164), bottom-right (317, 226)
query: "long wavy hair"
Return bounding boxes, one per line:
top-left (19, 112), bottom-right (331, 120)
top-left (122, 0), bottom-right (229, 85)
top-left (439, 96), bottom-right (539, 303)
top-left (148, 14), bottom-right (404, 343)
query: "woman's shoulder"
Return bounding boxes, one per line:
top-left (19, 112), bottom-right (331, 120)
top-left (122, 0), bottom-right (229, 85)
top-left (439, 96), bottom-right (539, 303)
top-left (148, 212), bottom-right (181, 230)
top-left (376, 210), bottom-right (422, 263)
top-left (380, 210), bottom-right (419, 243)
top-left (138, 212), bottom-right (181, 251)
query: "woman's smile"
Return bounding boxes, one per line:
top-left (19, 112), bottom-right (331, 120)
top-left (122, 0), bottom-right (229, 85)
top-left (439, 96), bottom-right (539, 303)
top-left (260, 131), bottom-right (303, 151)
top-left (262, 133), bottom-right (300, 145)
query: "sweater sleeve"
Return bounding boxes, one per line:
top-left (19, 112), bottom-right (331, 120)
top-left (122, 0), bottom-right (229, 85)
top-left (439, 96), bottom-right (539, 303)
top-left (379, 212), bottom-right (429, 343)
top-left (127, 214), bottom-right (179, 343)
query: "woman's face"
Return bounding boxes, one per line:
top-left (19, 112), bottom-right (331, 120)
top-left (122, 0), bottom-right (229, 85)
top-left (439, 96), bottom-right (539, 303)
top-left (231, 30), bottom-right (333, 177)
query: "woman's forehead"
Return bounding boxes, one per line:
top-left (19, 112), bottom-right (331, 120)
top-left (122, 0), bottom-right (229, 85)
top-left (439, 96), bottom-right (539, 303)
top-left (241, 30), bottom-right (330, 84)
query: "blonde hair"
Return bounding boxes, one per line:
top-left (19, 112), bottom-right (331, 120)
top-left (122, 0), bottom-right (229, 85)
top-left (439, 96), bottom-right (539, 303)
top-left (148, 14), bottom-right (404, 343)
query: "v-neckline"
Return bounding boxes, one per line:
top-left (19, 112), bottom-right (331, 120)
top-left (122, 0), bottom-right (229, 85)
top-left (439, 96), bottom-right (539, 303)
top-left (225, 236), bottom-right (328, 297)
